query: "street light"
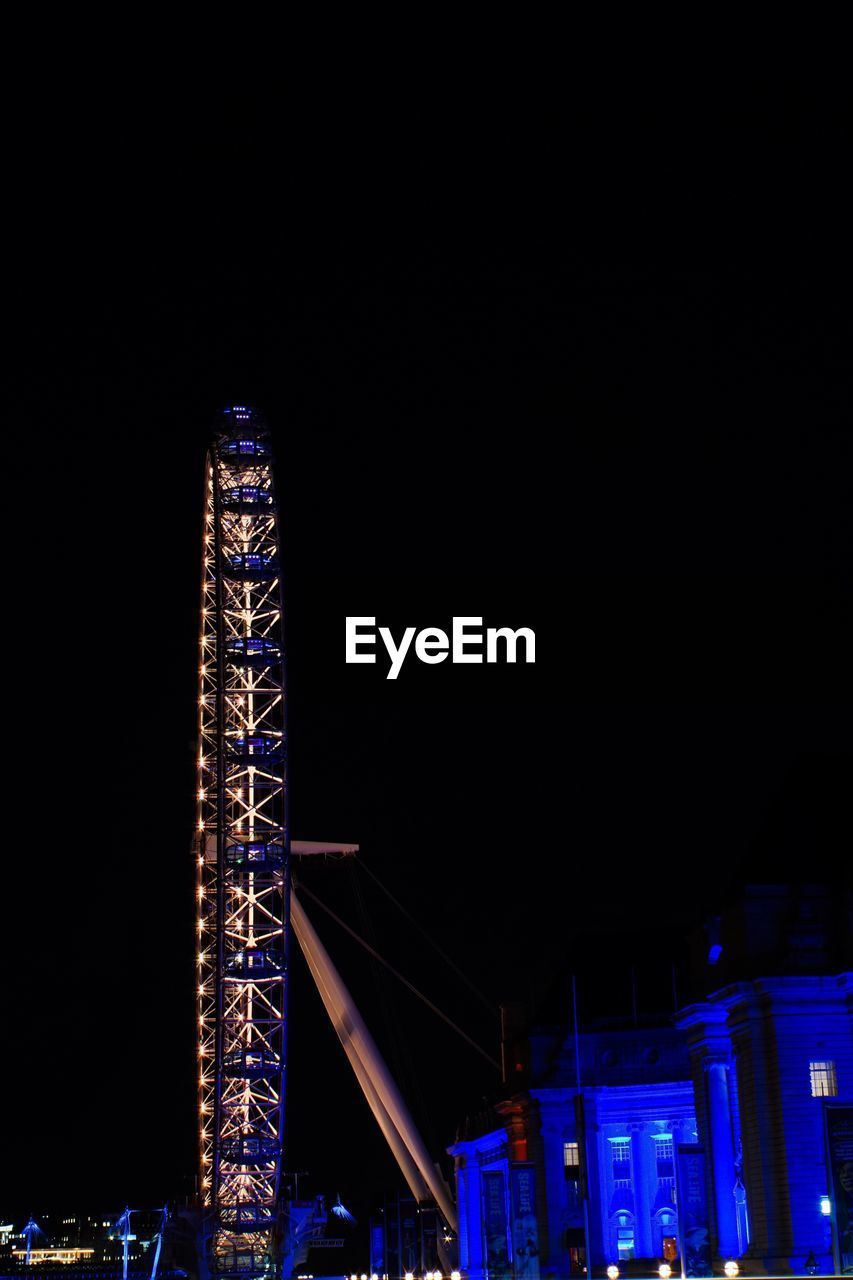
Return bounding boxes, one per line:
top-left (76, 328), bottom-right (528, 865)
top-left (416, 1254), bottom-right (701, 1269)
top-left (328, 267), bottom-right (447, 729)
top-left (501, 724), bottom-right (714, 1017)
top-left (607, 1267), bottom-right (620, 1280)
top-left (724, 1263), bottom-right (739, 1277)
top-left (659, 1266), bottom-right (672, 1279)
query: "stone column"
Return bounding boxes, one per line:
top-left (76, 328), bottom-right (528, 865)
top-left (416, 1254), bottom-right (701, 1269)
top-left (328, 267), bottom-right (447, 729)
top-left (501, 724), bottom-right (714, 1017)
top-left (677, 1004), bottom-right (744, 1267)
top-left (631, 1124), bottom-right (654, 1259)
top-left (706, 1059), bottom-right (740, 1260)
top-left (538, 1115), bottom-right (569, 1277)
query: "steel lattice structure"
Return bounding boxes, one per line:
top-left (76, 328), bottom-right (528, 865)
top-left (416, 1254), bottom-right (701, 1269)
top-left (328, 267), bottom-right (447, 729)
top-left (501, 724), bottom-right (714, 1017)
top-left (196, 407), bottom-right (289, 1279)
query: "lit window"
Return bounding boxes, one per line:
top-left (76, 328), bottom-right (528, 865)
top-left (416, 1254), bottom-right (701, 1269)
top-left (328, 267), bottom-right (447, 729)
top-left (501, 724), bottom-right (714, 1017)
top-left (565, 1140), bottom-right (581, 1184)
top-left (610, 1138), bottom-right (632, 1186)
top-left (653, 1134), bottom-right (675, 1179)
top-left (810, 1061), bottom-right (838, 1097)
top-left (617, 1228), bottom-right (635, 1260)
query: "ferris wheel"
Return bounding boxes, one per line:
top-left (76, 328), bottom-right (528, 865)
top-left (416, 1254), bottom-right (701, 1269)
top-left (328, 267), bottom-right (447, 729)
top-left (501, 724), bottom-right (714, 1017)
top-left (193, 407), bottom-right (458, 1280)
top-left (196, 406), bottom-right (290, 1278)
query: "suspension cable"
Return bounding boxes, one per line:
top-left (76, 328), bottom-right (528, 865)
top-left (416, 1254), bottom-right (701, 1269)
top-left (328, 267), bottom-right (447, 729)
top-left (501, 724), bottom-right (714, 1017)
top-left (295, 882), bottom-right (500, 1071)
top-left (356, 858), bottom-right (496, 1015)
top-left (347, 860), bottom-right (424, 1128)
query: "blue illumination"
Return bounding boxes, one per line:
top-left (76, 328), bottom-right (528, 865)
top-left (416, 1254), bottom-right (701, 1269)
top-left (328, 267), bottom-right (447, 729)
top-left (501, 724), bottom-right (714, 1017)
top-left (221, 484), bottom-right (274, 510)
top-left (223, 551), bottom-right (277, 578)
top-left (220, 438), bottom-right (270, 459)
top-left (221, 1135), bottom-right (279, 1162)
top-left (22, 1216), bottom-right (43, 1267)
top-left (223, 1047), bottom-right (282, 1078)
top-left (331, 1195), bottom-right (357, 1226)
top-left (224, 949), bottom-right (284, 979)
top-left (225, 636), bottom-right (282, 666)
top-left (450, 1035), bottom-right (698, 1276)
top-left (452, 913), bottom-right (851, 1277)
top-left (678, 975), bottom-right (852, 1274)
top-left (229, 734), bottom-right (282, 758)
top-left (226, 840), bottom-right (284, 870)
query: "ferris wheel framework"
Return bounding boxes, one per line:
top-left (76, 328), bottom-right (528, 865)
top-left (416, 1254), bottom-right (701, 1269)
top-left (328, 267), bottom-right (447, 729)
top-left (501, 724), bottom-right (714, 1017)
top-left (196, 406), bottom-right (290, 1277)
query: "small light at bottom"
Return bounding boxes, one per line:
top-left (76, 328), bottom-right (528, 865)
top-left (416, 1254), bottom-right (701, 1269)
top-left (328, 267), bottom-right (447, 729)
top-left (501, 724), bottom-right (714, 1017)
top-left (451, 1272), bottom-right (461, 1280)
top-left (820, 1194), bottom-right (832, 1216)
top-left (725, 1263), bottom-right (740, 1277)
top-left (607, 1268), bottom-right (620, 1280)
top-left (659, 1267), bottom-right (672, 1279)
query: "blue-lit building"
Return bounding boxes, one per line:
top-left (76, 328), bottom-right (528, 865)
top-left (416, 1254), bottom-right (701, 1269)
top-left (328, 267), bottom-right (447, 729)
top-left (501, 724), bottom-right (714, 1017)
top-left (450, 1019), bottom-right (699, 1279)
top-left (678, 973), bottom-right (853, 1275)
top-left (449, 885), bottom-right (852, 1278)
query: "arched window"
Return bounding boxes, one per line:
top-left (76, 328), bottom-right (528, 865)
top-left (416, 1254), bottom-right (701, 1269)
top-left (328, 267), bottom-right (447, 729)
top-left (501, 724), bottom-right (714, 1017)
top-left (655, 1209), bottom-right (678, 1261)
top-left (612, 1211), bottom-right (635, 1260)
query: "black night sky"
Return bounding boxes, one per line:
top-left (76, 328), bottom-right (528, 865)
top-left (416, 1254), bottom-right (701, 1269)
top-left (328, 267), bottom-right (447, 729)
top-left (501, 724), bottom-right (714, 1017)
top-left (3, 71), bottom-right (850, 1265)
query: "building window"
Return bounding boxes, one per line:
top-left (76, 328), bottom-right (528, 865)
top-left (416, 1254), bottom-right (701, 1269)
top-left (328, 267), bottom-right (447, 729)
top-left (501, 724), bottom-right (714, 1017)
top-left (611, 1138), bottom-right (632, 1185)
top-left (656, 1208), bottom-right (678, 1253)
top-left (653, 1135), bottom-right (674, 1179)
top-left (658, 1175), bottom-right (676, 1204)
top-left (568, 1245), bottom-right (587, 1277)
top-left (810, 1061), bottom-right (838, 1097)
top-left (617, 1228), bottom-right (635, 1260)
top-left (564, 1141), bottom-right (581, 1202)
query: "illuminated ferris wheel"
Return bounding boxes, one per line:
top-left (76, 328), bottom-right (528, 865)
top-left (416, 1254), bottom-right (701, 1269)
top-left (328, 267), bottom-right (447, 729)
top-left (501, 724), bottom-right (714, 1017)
top-left (196, 406), bottom-right (289, 1278)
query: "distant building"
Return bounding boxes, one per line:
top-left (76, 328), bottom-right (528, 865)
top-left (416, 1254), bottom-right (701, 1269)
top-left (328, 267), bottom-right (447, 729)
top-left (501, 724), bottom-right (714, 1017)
top-left (368, 1193), bottom-right (450, 1278)
top-left (449, 884), bottom-right (852, 1278)
top-left (10, 1247), bottom-right (95, 1265)
top-left (0, 1210), bottom-right (175, 1277)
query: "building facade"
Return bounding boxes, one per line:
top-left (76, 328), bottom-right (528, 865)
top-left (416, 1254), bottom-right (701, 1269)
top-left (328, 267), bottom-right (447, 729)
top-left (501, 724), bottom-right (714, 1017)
top-left (678, 973), bottom-right (853, 1275)
top-left (448, 888), bottom-right (852, 1278)
top-left (450, 1024), bottom-right (699, 1279)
